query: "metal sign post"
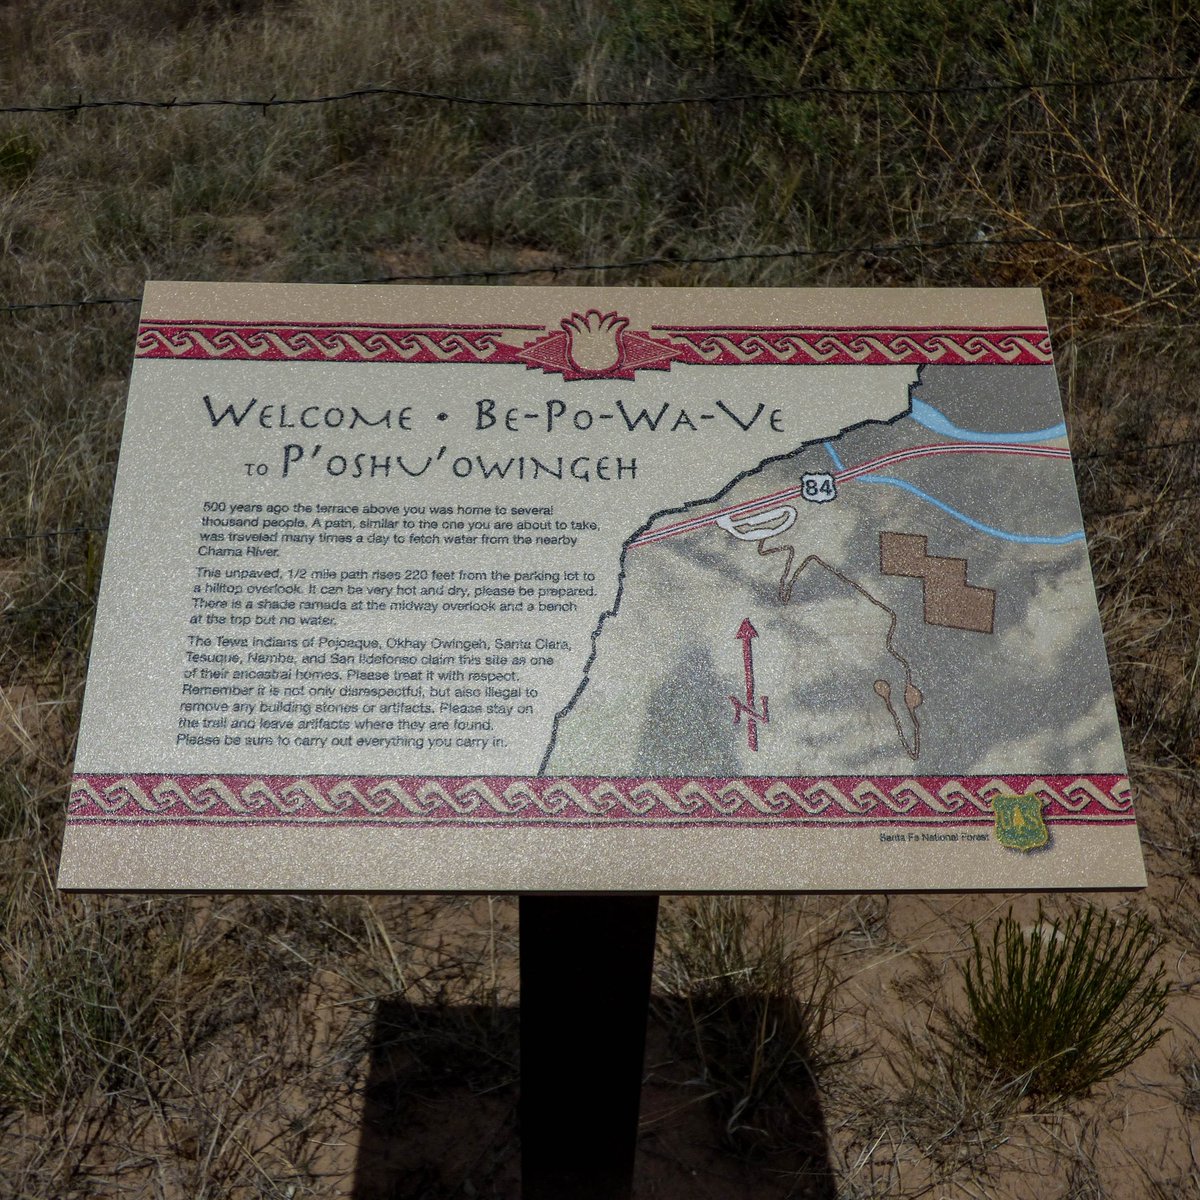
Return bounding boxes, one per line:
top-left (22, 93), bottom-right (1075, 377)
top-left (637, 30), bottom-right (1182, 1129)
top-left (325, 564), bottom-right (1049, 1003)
top-left (519, 894), bottom-right (659, 1200)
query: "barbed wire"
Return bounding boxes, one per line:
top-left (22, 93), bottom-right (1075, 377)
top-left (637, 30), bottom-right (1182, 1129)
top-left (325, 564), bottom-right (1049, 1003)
top-left (1, 601), bottom-right (90, 623)
top-left (1, 70), bottom-right (1197, 117)
top-left (5, 230), bottom-right (1200, 316)
top-left (0, 525), bottom-right (108, 546)
top-left (1090, 488), bottom-right (1200, 521)
top-left (1, 295), bottom-right (140, 313)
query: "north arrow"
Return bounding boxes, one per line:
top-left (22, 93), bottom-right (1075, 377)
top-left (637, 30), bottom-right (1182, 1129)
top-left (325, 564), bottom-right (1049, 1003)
top-left (730, 618), bottom-right (769, 751)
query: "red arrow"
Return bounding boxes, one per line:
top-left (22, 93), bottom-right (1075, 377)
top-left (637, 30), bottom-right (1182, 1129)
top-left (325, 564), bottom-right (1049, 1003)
top-left (730, 619), bottom-right (769, 752)
top-left (736, 618), bottom-right (758, 704)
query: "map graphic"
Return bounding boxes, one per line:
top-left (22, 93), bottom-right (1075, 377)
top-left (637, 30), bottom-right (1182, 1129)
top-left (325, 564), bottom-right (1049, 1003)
top-left (545, 364), bottom-right (1119, 785)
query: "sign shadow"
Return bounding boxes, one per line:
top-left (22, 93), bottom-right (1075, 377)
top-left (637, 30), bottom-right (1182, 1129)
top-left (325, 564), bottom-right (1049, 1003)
top-left (351, 995), bottom-right (836, 1199)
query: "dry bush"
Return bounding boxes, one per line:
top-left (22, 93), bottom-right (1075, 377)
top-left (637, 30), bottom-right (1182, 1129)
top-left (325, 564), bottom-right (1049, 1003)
top-left (653, 895), bottom-right (841, 1180)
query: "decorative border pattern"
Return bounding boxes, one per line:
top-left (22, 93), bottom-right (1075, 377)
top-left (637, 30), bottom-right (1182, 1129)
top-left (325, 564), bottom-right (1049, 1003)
top-left (134, 321), bottom-right (532, 365)
top-left (135, 317), bottom-right (1054, 377)
top-left (652, 326), bottom-right (1053, 367)
top-left (68, 773), bottom-right (1133, 828)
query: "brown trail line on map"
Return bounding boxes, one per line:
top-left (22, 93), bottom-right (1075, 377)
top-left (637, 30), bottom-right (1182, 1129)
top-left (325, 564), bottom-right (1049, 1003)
top-left (756, 540), bottom-right (922, 760)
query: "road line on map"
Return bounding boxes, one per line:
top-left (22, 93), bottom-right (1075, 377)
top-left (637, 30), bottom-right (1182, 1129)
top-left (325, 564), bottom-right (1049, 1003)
top-left (629, 442), bottom-right (1073, 548)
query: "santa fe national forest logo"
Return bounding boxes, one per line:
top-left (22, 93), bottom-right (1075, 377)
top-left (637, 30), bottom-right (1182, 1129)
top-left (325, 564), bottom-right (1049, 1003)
top-left (992, 793), bottom-right (1050, 851)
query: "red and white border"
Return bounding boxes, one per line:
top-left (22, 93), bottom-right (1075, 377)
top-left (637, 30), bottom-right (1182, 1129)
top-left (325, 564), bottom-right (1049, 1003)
top-left (68, 773), bottom-right (1133, 828)
top-left (135, 316), bottom-right (1054, 378)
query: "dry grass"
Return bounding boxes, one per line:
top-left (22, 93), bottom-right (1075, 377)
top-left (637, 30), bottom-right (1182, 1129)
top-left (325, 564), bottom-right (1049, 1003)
top-left (3, 0), bottom-right (1200, 1195)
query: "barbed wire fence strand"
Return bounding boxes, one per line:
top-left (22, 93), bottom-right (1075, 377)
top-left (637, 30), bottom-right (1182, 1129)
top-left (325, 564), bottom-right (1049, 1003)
top-left (6, 232), bottom-right (1200, 316)
top-left (3, 70), bottom-right (1199, 312)
top-left (1, 69), bottom-right (1197, 116)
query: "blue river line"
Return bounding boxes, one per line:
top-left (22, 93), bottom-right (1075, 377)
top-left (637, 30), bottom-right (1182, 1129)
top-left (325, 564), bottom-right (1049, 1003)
top-left (910, 398), bottom-right (1067, 444)
top-left (854, 475), bottom-right (1085, 544)
top-left (823, 441), bottom-right (845, 469)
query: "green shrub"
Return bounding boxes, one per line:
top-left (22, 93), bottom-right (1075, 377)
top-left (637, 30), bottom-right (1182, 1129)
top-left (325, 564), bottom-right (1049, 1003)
top-left (959, 905), bottom-right (1167, 1101)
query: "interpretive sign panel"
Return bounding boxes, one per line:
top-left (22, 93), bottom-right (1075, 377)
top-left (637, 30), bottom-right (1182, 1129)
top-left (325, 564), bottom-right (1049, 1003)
top-left (60, 283), bottom-right (1145, 891)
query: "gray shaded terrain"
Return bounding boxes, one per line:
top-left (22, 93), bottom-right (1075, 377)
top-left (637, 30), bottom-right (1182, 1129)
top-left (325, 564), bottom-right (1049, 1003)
top-left (547, 366), bottom-right (1125, 777)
